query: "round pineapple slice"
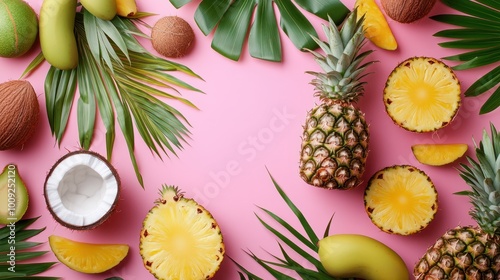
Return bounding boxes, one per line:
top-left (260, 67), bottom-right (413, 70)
top-left (412, 143), bottom-right (468, 166)
top-left (48, 235), bottom-right (129, 273)
top-left (384, 57), bottom-right (461, 132)
top-left (364, 165), bottom-right (438, 235)
top-left (140, 186), bottom-right (225, 280)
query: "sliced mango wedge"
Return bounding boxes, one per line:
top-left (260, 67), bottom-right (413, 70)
top-left (355, 0), bottom-right (398, 50)
top-left (412, 144), bottom-right (468, 166)
top-left (49, 235), bottom-right (129, 274)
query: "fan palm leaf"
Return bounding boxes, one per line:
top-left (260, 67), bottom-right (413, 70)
top-left (233, 171), bottom-right (354, 279)
top-left (0, 217), bottom-right (59, 279)
top-left (23, 11), bottom-right (203, 187)
top-left (169, 0), bottom-right (350, 61)
top-left (432, 0), bottom-right (500, 114)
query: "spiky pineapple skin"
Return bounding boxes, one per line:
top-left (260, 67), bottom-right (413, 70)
top-left (414, 225), bottom-right (500, 279)
top-left (299, 101), bottom-right (369, 189)
top-left (140, 186), bottom-right (225, 280)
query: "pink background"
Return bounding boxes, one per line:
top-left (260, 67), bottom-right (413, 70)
top-left (1, 0), bottom-right (498, 279)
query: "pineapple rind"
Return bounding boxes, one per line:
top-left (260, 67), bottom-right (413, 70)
top-left (299, 10), bottom-right (374, 190)
top-left (415, 124), bottom-right (500, 279)
top-left (140, 188), bottom-right (225, 280)
top-left (300, 102), bottom-right (368, 189)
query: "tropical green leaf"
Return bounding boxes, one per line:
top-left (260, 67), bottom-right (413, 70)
top-left (0, 217), bottom-right (59, 279)
top-left (433, 0), bottom-right (500, 114)
top-left (171, 0), bottom-right (349, 61)
top-left (19, 51), bottom-right (45, 79)
top-left (248, 0), bottom-right (281, 62)
top-left (232, 172), bottom-right (353, 279)
top-left (25, 10), bottom-right (203, 187)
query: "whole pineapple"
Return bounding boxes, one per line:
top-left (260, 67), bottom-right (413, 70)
top-left (414, 124), bottom-right (500, 279)
top-left (140, 186), bottom-right (225, 280)
top-left (299, 10), bottom-right (375, 190)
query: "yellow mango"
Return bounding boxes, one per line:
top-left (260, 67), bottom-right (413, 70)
top-left (355, 0), bottom-right (398, 50)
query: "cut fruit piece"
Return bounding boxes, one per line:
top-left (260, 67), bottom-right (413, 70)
top-left (44, 150), bottom-right (120, 230)
top-left (0, 164), bottom-right (29, 224)
top-left (355, 0), bottom-right (398, 50)
top-left (412, 143), bottom-right (468, 166)
top-left (49, 235), bottom-right (129, 274)
top-left (384, 57), bottom-right (461, 132)
top-left (364, 165), bottom-right (438, 235)
top-left (140, 185), bottom-right (225, 280)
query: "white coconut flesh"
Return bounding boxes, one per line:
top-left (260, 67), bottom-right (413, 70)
top-left (45, 153), bottom-right (119, 228)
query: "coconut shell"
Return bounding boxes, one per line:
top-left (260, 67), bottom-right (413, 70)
top-left (44, 150), bottom-right (121, 230)
top-left (0, 80), bottom-right (39, 150)
top-left (381, 0), bottom-right (437, 23)
top-left (151, 16), bottom-right (195, 58)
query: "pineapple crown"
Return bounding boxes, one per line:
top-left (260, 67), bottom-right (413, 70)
top-left (305, 9), bottom-right (375, 104)
top-left (458, 123), bottom-right (500, 235)
top-left (157, 185), bottom-right (184, 204)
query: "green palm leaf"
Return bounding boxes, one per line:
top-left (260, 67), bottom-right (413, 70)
top-left (233, 171), bottom-right (354, 279)
top-left (169, 0), bottom-right (349, 61)
top-left (0, 217), bottom-right (58, 279)
top-left (432, 0), bottom-right (500, 114)
top-left (24, 11), bottom-right (203, 187)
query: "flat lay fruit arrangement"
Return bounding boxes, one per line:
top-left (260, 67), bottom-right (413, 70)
top-left (1, 0), bottom-right (500, 279)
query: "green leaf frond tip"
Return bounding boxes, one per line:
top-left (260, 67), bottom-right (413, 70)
top-left (433, 0), bottom-right (500, 114)
top-left (169, 0), bottom-right (349, 62)
top-left (0, 217), bottom-right (59, 279)
top-left (25, 10), bottom-right (204, 187)
top-left (232, 171), bottom-right (351, 279)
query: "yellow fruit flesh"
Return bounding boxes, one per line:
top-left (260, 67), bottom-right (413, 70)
top-left (365, 165), bottom-right (437, 235)
top-left (140, 197), bottom-right (224, 280)
top-left (49, 235), bottom-right (129, 274)
top-left (355, 0), bottom-right (397, 50)
top-left (412, 143), bottom-right (468, 166)
top-left (384, 57), bottom-right (461, 132)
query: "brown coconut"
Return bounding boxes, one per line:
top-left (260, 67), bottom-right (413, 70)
top-left (0, 80), bottom-right (39, 150)
top-left (381, 0), bottom-right (437, 23)
top-left (151, 16), bottom-right (195, 58)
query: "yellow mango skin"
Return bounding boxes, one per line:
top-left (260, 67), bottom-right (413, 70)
top-left (39, 0), bottom-right (78, 70)
top-left (318, 234), bottom-right (409, 280)
top-left (80, 0), bottom-right (117, 20)
top-left (355, 0), bottom-right (398, 50)
top-left (412, 143), bottom-right (468, 166)
top-left (116, 0), bottom-right (137, 17)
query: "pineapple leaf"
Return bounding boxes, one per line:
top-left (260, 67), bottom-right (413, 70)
top-left (433, 0), bottom-right (500, 113)
top-left (170, 0), bottom-right (349, 61)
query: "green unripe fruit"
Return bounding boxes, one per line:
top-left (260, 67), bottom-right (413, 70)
top-left (0, 0), bottom-right (38, 58)
top-left (0, 164), bottom-right (29, 225)
top-left (318, 234), bottom-right (409, 280)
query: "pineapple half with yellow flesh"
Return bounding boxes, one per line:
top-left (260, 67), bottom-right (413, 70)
top-left (299, 10), bottom-right (375, 190)
top-left (365, 165), bottom-right (438, 235)
top-left (414, 124), bottom-right (500, 279)
top-left (140, 186), bottom-right (225, 280)
top-left (384, 57), bottom-right (461, 132)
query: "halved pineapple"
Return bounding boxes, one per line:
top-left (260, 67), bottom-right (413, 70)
top-left (140, 186), bottom-right (225, 280)
top-left (412, 143), bottom-right (468, 166)
top-left (355, 0), bottom-right (398, 50)
top-left (364, 165), bottom-right (438, 235)
top-left (48, 235), bottom-right (129, 273)
top-left (384, 57), bottom-right (461, 132)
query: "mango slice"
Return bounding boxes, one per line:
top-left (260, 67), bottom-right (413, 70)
top-left (355, 0), bottom-right (398, 50)
top-left (412, 144), bottom-right (468, 166)
top-left (49, 235), bottom-right (129, 274)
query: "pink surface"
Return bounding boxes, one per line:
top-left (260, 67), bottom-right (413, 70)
top-left (1, 0), bottom-right (498, 279)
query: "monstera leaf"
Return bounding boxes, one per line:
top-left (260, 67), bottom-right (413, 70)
top-left (169, 0), bottom-right (350, 61)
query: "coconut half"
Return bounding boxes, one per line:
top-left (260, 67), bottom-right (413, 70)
top-left (44, 151), bottom-right (120, 230)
